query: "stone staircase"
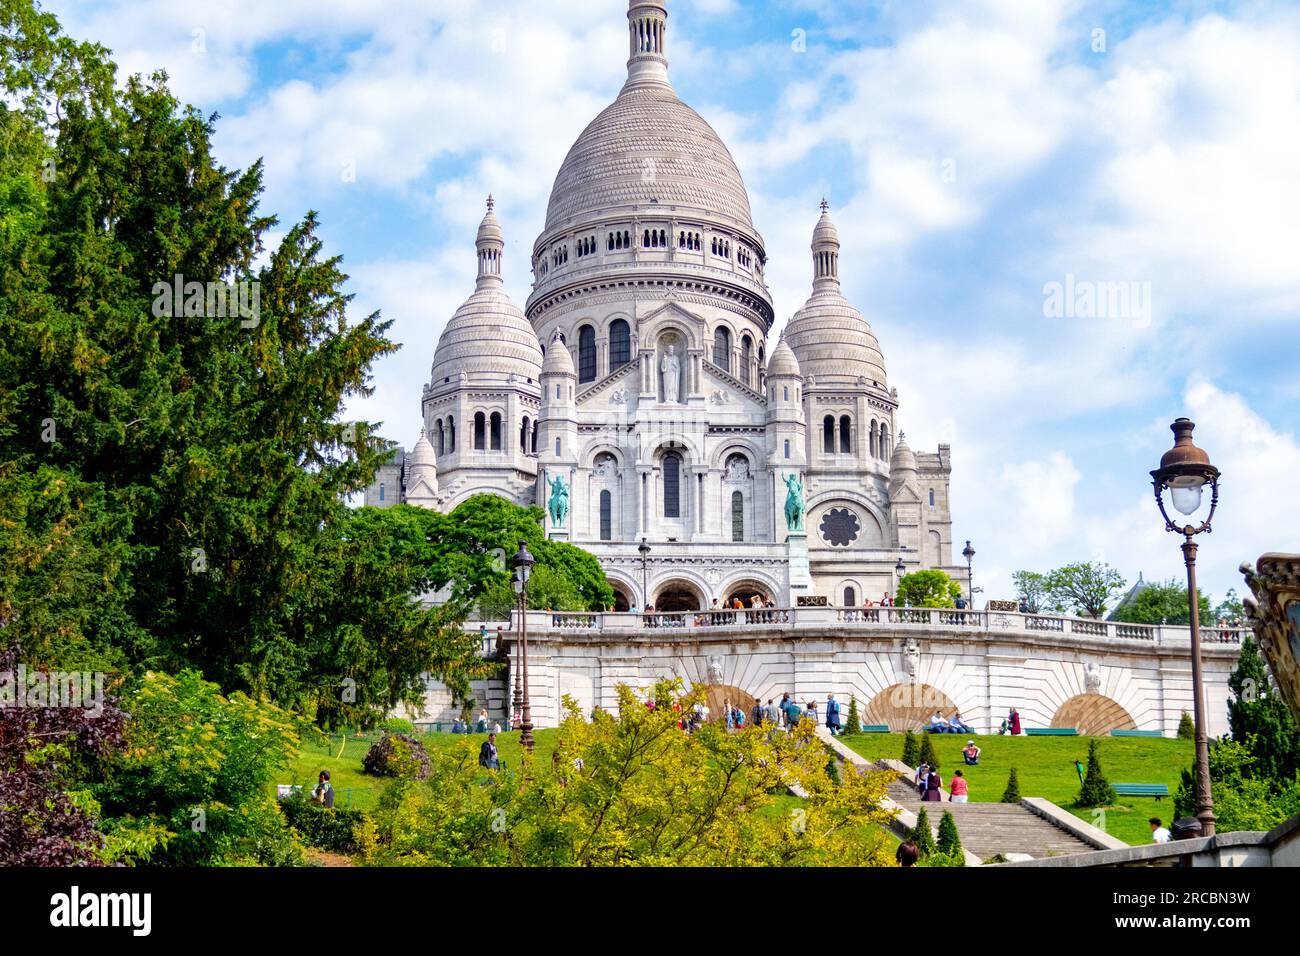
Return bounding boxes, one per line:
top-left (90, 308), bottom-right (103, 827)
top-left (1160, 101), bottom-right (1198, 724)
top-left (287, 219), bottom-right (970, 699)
top-left (817, 728), bottom-right (1123, 864)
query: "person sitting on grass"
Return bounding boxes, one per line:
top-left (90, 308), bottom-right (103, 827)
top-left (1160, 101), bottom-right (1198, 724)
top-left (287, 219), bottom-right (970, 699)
top-left (963, 740), bottom-right (981, 765)
top-left (478, 732), bottom-right (500, 771)
top-left (928, 712), bottom-right (949, 733)
top-left (947, 711), bottom-right (973, 734)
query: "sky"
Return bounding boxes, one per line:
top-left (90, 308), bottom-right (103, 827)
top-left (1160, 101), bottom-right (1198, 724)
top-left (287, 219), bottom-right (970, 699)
top-left (47, 0), bottom-right (1300, 606)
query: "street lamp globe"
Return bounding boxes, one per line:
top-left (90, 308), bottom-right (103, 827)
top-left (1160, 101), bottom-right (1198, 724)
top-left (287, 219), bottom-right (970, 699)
top-left (1151, 418), bottom-right (1220, 529)
top-left (895, 557), bottom-right (905, 577)
top-left (513, 540), bottom-right (535, 584)
top-left (962, 540), bottom-right (976, 564)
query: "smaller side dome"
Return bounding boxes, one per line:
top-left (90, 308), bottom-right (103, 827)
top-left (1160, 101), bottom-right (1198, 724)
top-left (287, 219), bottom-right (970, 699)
top-left (542, 330), bottom-right (576, 378)
top-left (890, 431), bottom-right (917, 475)
top-left (408, 429), bottom-right (437, 471)
top-left (767, 338), bottom-right (801, 378)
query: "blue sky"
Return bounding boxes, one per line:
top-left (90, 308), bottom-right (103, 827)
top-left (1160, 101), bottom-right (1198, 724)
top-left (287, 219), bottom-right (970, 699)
top-left (50, 0), bottom-right (1300, 605)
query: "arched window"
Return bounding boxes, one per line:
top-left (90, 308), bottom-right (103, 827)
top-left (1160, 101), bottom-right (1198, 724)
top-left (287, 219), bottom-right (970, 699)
top-left (609, 319), bottom-right (631, 371)
top-left (840, 415), bottom-right (852, 453)
top-left (489, 412), bottom-right (502, 451)
top-left (844, 586), bottom-right (856, 607)
top-left (783, 385), bottom-right (789, 401)
top-left (379, 483), bottom-right (385, 502)
top-left (740, 335), bottom-right (753, 386)
top-left (643, 230), bottom-right (651, 248)
top-left (520, 416), bottom-right (530, 453)
top-left (783, 439), bottom-right (791, 459)
top-left (881, 426), bottom-right (890, 458)
top-left (600, 490), bottom-right (612, 541)
top-left (436, 420), bottom-right (445, 456)
top-left (731, 490), bottom-right (744, 542)
top-left (713, 327), bottom-right (731, 373)
top-left (662, 453), bottom-right (682, 518)
top-left (929, 489), bottom-right (936, 507)
top-left (578, 324), bottom-right (597, 383)
top-left (474, 412), bottom-right (486, 451)
top-left (555, 437), bottom-right (561, 456)
top-left (823, 415), bottom-right (835, 454)
top-left (870, 420), bottom-right (878, 458)
top-left (448, 416), bottom-right (456, 449)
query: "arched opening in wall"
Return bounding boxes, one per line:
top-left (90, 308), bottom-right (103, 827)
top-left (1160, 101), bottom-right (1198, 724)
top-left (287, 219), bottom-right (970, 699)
top-left (599, 490), bottom-right (612, 542)
top-left (436, 420), bottom-right (445, 456)
top-left (731, 490), bottom-right (744, 542)
top-left (519, 416), bottom-right (530, 453)
top-left (577, 324), bottom-right (597, 383)
top-left (713, 326), bottom-right (731, 373)
top-left (448, 416), bottom-right (456, 449)
top-left (610, 583), bottom-right (632, 613)
top-left (723, 580), bottom-right (772, 608)
top-left (489, 412), bottom-right (502, 451)
top-left (662, 451), bottom-right (682, 518)
top-left (864, 683), bottom-right (958, 733)
top-left (740, 335), bottom-right (753, 386)
top-left (700, 685), bottom-right (758, 725)
top-left (843, 586), bottom-right (857, 607)
top-left (823, 415), bottom-right (835, 454)
top-left (839, 415), bottom-right (852, 453)
top-left (1052, 694), bottom-right (1137, 736)
top-left (653, 581), bottom-right (703, 612)
top-left (609, 319), bottom-right (631, 371)
top-left (473, 412), bottom-right (486, 450)
top-left (870, 420), bottom-right (878, 458)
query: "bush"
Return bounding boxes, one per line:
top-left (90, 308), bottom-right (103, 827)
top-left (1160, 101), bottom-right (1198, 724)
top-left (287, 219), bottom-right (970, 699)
top-left (1001, 767), bottom-right (1021, 803)
top-left (909, 808), bottom-right (937, 857)
top-left (937, 810), bottom-right (963, 857)
top-left (378, 717), bottom-right (416, 736)
top-left (363, 733), bottom-right (431, 780)
top-left (1077, 740), bottom-right (1117, 808)
top-left (279, 792), bottom-right (368, 855)
top-left (1177, 712), bottom-right (1194, 740)
top-left (918, 732), bottom-right (939, 771)
top-left (901, 731), bottom-right (920, 767)
top-left (844, 697), bottom-right (861, 736)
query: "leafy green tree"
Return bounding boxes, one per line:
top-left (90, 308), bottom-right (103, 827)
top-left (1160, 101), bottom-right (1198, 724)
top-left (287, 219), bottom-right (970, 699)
top-left (843, 696), bottom-right (861, 735)
top-left (901, 730), bottom-right (919, 767)
top-left (918, 732), bottom-right (939, 771)
top-left (1214, 589), bottom-right (1245, 624)
top-left (909, 807), bottom-right (936, 857)
top-left (1227, 636), bottom-right (1299, 783)
top-left (1001, 767), bottom-right (1021, 803)
top-left (1077, 739), bottom-right (1117, 808)
top-left (1011, 571), bottom-right (1049, 613)
top-left (1177, 711), bottom-right (1195, 740)
top-left (1045, 562), bottom-right (1126, 619)
top-left (937, 810), bottom-right (963, 857)
top-left (1110, 578), bottom-right (1211, 626)
top-left (896, 569), bottom-right (961, 609)
top-left (1174, 738), bottom-right (1300, 833)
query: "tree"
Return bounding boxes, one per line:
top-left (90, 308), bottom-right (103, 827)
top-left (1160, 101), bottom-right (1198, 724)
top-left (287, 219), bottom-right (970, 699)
top-left (1011, 571), bottom-right (1049, 613)
top-left (361, 681), bottom-right (900, 867)
top-left (1215, 589), bottom-right (1245, 625)
top-left (1001, 767), bottom-right (1021, 803)
top-left (1109, 578), bottom-right (1211, 626)
top-left (843, 696), bottom-right (861, 735)
top-left (1174, 738), bottom-right (1300, 834)
top-left (1077, 740), bottom-right (1117, 808)
top-left (909, 807), bottom-right (936, 857)
top-left (1045, 563), bottom-right (1127, 619)
top-left (918, 732), bottom-right (939, 771)
top-left (896, 570), bottom-right (961, 609)
top-left (1227, 636), bottom-right (1299, 784)
top-left (1177, 711), bottom-right (1194, 740)
top-left (901, 730), bottom-right (920, 767)
top-left (936, 810), bottom-right (963, 857)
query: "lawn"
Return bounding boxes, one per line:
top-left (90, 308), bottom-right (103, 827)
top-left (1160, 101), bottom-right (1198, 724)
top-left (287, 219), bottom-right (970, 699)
top-left (836, 731), bottom-right (1193, 847)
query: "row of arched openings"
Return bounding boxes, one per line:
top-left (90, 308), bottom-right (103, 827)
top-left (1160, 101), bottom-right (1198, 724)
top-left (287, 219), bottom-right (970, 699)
top-left (821, 416), bottom-right (891, 458)
top-left (576, 319), bottom-right (632, 385)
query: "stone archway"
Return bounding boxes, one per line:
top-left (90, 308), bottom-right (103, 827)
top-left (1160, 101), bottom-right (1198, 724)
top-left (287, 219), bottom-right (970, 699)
top-left (723, 579), bottom-right (773, 608)
top-left (702, 684), bottom-right (757, 724)
top-left (611, 585), bottom-right (633, 613)
top-left (864, 683), bottom-right (958, 732)
top-left (1052, 694), bottom-right (1137, 736)
top-left (653, 580), bottom-right (703, 612)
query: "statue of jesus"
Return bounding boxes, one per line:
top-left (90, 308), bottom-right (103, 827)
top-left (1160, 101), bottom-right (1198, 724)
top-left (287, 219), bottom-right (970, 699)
top-left (660, 345), bottom-right (681, 403)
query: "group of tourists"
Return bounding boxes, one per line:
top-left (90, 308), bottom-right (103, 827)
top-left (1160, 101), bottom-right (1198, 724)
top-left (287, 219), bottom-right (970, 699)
top-left (914, 762), bottom-right (970, 803)
top-left (926, 710), bottom-right (974, 734)
top-left (696, 596), bottom-right (783, 627)
top-left (451, 709), bottom-right (502, 735)
top-left (997, 707), bottom-right (1023, 736)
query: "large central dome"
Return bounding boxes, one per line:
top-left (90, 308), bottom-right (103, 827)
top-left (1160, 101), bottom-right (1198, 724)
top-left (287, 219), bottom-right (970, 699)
top-left (544, 83), bottom-right (754, 234)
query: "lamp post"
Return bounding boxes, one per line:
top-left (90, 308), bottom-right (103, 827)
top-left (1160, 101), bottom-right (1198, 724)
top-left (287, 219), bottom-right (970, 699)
top-left (962, 540), bottom-right (976, 607)
top-left (513, 541), bottom-right (536, 754)
top-left (1151, 417), bottom-right (1220, 836)
top-left (894, 556), bottom-right (905, 604)
top-left (639, 537), bottom-right (651, 610)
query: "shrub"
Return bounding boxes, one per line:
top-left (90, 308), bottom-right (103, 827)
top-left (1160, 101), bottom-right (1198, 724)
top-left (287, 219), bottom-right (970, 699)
top-left (1177, 712), bottom-right (1194, 740)
top-left (1077, 740), bottom-right (1117, 808)
top-left (363, 732), bottom-right (431, 780)
top-left (909, 807), bottom-right (936, 857)
top-left (1001, 767), bottom-right (1021, 803)
top-left (901, 730), bottom-right (920, 767)
top-left (844, 697), bottom-right (861, 735)
top-left (379, 717), bottom-right (415, 736)
top-left (280, 792), bottom-right (368, 855)
top-left (918, 732), bottom-right (939, 771)
top-left (937, 810), bottom-right (963, 857)
top-left (825, 752), bottom-right (841, 786)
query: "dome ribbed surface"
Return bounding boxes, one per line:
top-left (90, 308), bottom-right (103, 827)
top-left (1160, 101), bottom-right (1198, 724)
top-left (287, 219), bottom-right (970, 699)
top-left (430, 287), bottom-right (542, 385)
top-left (544, 84), bottom-right (754, 233)
top-left (408, 430), bottom-right (436, 469)
top-left (767, 338), bottom-right (801, 378)
top-left (784, 290), bottom-right (888, 387)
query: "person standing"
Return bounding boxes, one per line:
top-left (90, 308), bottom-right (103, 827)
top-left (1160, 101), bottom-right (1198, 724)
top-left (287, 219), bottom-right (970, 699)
top-left (805, 699), bottom-right (819, 726)
top-left (764, 698), bottom-right (780, 728)
top-left (1009, 707), bottom-right (1022, 736)
top-left (312, 770), bottom-right (334, 809)
top-left (751, 699), bottom-right (765, 728)
top-left (923, 767), bottom-right (943, 802)
top-left (825, 694), bottom-right (842, 737)
top-left (949, 770), bottom-right (969, 803)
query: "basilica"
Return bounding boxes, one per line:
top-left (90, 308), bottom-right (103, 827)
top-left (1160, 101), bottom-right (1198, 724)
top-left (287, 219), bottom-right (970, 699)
top-left (365, 0), bottom-right (965, 612)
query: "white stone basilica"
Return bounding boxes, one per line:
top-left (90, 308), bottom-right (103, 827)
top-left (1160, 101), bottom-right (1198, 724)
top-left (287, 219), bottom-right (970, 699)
top-left (366, 0), bottom-right (967, 611)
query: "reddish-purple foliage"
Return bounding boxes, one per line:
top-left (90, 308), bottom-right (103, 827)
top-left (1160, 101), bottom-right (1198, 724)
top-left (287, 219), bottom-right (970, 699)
top-left (0, 647), bottom-right (128, 866)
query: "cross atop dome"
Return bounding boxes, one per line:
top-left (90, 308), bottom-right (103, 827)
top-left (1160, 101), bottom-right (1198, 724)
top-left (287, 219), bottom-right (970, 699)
top-left (486, 194), bottom-right (494, 212)
top-left (820, 197), bottom-right (829, 214)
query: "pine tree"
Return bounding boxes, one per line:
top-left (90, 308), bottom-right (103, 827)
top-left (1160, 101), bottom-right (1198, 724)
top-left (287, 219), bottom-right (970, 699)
top-left (937, 810), bottom-right (963, 857)
top-left (1001, 767), bottom-right (1021, 803)
top-left (1077, 739), bottom-right (1117, 808)
top-left (825, 752), bottom-right (841, 786)
top-left (1177, 711), bottom-right (1194, 740)
top-left (909, 807), bottom-right (936, 857)
top-left (901, 730), bottom-right (920, 767)
top-left (1227, 636), bottom-right (1299, 783)
top-left (918, 732), bottom-right (939, 771)
top-left (844, 696), bottom-right (861, 735)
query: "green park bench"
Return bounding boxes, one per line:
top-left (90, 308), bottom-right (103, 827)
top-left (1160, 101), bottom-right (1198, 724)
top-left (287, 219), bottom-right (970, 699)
top-left (1113, 783), bottom-right (1170, 800)
top-left (1025, 727), bottom-right (1077, 736)
top-left (860, 724), bottom-right (890, 733)
top-left (1111, 729), bottom-right (1163, 738)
